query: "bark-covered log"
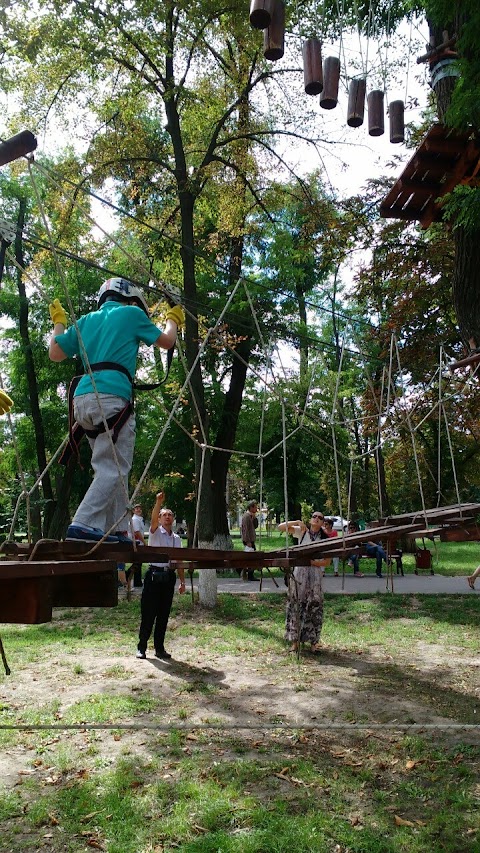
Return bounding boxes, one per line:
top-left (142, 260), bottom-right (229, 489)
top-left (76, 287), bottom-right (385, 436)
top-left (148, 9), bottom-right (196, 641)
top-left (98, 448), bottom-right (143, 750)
top-left (452, 223), bottom-right (480, 345)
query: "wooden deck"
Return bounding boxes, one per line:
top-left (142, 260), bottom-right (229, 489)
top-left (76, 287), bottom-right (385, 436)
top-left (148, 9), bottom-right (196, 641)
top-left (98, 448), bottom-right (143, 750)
top-left (379, 124), bottom-right (480, 228)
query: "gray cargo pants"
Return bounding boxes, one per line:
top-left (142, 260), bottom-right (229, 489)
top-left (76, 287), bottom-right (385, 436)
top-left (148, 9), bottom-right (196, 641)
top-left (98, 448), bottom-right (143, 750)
top-left (71, 393), bottom-right (135, 534)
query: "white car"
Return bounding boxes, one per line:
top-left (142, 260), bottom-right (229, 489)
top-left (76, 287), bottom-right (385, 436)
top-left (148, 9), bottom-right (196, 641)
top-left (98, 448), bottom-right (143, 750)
top-left (326, 516), bottom-right (349, 533)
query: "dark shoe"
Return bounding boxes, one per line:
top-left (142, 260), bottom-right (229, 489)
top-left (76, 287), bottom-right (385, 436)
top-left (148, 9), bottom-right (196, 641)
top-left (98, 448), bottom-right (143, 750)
top-left (155, 649), bottom-right (172, 660)
top-left (376, 573), bottom-right (384, 578)
top-left (136, 649), bottom-right (146, 659)
top-left (66, 524), bottom-right (118, 543)
top-left (114, 531), bottom-right (133, 543)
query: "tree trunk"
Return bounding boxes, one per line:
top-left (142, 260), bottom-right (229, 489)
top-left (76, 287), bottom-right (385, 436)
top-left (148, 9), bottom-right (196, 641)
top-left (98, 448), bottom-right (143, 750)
top-left (375, 446), bottom-right (391, 518)
top-left (210, 72), bottom-right (255, 550)
top-left (296, 285), bottom-right (308, 377)
top-left (197, 567), bottom-right (217, 608)
top-left (47, 457), bottom-right (77, 539)
top-left (164, 5), bottom-right (218, 604)
top-left (15, 197), bottom-right (55, 538)
top-left (427, 14), bottom-right (480, 345)
top-left (211, 333), bottom-right (252, 548)
top-left (452, 224), bottom-right (480, 346)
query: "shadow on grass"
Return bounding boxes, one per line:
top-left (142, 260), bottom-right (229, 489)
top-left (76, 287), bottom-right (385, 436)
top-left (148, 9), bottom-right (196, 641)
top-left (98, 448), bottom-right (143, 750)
top-left (146, 656), bottom-right (227, 687)
top-left (316, 648), bottom-right (479, 724)
top-left (326, 592), bottom-right (480, 629)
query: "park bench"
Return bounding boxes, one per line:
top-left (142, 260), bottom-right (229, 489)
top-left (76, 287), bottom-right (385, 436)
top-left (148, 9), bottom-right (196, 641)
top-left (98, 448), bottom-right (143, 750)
top-left (357, 547), bottom-right (404, 575)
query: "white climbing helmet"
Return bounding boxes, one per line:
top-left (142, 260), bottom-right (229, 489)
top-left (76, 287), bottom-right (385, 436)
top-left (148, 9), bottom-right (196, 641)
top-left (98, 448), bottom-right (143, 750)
top-left (97, 278), bottom-right (150, 315)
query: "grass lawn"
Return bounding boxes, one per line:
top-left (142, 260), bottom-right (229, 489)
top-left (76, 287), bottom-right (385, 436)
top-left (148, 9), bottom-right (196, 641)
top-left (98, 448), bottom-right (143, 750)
top-left (0, 590), bottom-right (479, 852)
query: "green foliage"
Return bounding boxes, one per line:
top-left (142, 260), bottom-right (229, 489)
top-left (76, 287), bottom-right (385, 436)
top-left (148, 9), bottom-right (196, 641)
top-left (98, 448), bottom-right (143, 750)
top-left (440, 185), bottom-right (480, 234)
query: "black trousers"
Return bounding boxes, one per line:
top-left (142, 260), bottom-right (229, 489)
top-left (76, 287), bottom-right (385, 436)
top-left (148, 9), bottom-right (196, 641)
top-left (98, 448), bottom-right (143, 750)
top-left (137, 568), bottom-right (176, 653)
top-left (126, 561), bottom-right (143, 586)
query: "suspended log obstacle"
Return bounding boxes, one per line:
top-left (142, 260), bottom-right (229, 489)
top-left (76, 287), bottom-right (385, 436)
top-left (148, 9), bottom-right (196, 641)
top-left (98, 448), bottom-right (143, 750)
top-left (249, 0), bottom-right (274, 30)
top-left (0, 131), bottom-right (37, 167)
top-left (367, 90), bottom-right (384, 137)
top-left (319, 56), bottom-right (340, 109)
top-left (389, 99), bottom-right (405, 144)
top-left (347, 78), bottom-right (366, 127)
top-left (247, 7), bottom-right (409, 145)
top-left (263, 0), bottom-right (285, 61)
top-left (303, 38), bottom-right (323, 95)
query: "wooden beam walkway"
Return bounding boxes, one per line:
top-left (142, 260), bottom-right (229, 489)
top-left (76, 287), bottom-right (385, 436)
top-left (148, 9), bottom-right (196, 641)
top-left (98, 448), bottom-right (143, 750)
top-left (1, 503), bottom-right (479, 624)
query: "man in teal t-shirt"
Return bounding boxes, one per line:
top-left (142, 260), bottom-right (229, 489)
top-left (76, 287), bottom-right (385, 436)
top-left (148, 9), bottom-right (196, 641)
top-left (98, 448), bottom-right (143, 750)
top-left (48, 277), bottom-right (184, 543)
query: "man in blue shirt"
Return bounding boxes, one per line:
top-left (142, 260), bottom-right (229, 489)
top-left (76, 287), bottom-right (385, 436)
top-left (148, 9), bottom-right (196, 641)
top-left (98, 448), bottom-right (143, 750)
top-left (48, 277), bottom-right (184, 542)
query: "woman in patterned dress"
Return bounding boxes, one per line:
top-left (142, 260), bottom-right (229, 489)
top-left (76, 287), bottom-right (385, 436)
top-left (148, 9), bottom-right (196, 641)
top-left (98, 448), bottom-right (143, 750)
top-left (278, 512), bottom-right (329, 653)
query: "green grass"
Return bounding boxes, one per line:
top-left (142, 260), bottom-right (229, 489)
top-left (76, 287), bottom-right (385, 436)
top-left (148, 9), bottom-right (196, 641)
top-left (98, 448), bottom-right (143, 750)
top-left (1, 731), bottom-right (477, 852)
top-left (0, 592), bottom-right (479, 852)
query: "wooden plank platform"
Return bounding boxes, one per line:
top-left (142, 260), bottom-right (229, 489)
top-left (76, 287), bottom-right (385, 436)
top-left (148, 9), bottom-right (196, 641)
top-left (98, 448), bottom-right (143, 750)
top-left (1, 576), bottom-right (53, 624)
top-left (379, 124), bottom-right (480, 228)
top-left (273, 523), bottom-right (425, 559)
top-left (439, 523), bottom-right (480, 542)
top-left (377, 503), bottom-right (480, 527)
top-left (1, 502), bottom-right (478, 624)
top-left (0, 560), bottom-right (118, 624)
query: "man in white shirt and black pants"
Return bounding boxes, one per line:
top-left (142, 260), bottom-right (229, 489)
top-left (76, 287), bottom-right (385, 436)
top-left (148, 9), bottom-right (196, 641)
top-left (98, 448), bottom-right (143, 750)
top-left (136, 492), bottom-right (185, 660)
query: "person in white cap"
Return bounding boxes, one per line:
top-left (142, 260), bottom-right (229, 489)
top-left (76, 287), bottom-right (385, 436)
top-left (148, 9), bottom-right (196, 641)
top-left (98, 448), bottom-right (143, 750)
top-left (48, 277), bottom-right (184, 543)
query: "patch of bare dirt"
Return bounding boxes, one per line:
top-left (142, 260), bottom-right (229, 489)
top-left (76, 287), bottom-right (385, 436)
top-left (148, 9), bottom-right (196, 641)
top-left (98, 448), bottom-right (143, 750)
top-left (0, 596), bottom-right (479, 793)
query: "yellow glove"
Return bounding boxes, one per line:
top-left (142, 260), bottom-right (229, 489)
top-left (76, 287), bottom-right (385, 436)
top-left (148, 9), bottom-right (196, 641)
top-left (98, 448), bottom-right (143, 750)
top-left (49, 299), bottom-right (68, 327)
top-left (165, 304), bottom-right (185, 330)
top-left (0, 390), bottom-right (13, 415)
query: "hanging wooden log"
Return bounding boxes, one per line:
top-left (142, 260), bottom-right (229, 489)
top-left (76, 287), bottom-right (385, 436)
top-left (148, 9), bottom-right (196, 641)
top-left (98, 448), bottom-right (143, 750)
top-left (367, 89), bottom-right (385, 136)
top-left (319, 56), bottom-right (340, 109)
top-left (0, 131), bottom-right (37, 168)
top-left (347, 78), bottom-right (366, 127)
top-left (389, 100), bottom-right (405, 143)
top-left (303, 37), bottom-right (323, 95)
top-left (263, 0), bottom-right (285, 61)
top-left (249, 0), bottom-right (274, 30)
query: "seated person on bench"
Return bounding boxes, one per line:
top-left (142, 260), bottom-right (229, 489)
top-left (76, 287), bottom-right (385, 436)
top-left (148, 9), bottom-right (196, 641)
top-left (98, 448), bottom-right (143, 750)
top-left (346, 522), bottom-right (388, 578)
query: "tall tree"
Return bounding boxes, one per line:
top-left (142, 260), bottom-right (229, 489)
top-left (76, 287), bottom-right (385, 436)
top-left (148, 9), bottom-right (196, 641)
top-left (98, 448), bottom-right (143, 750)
top-left (0, 0), bottom-right (339, 577)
